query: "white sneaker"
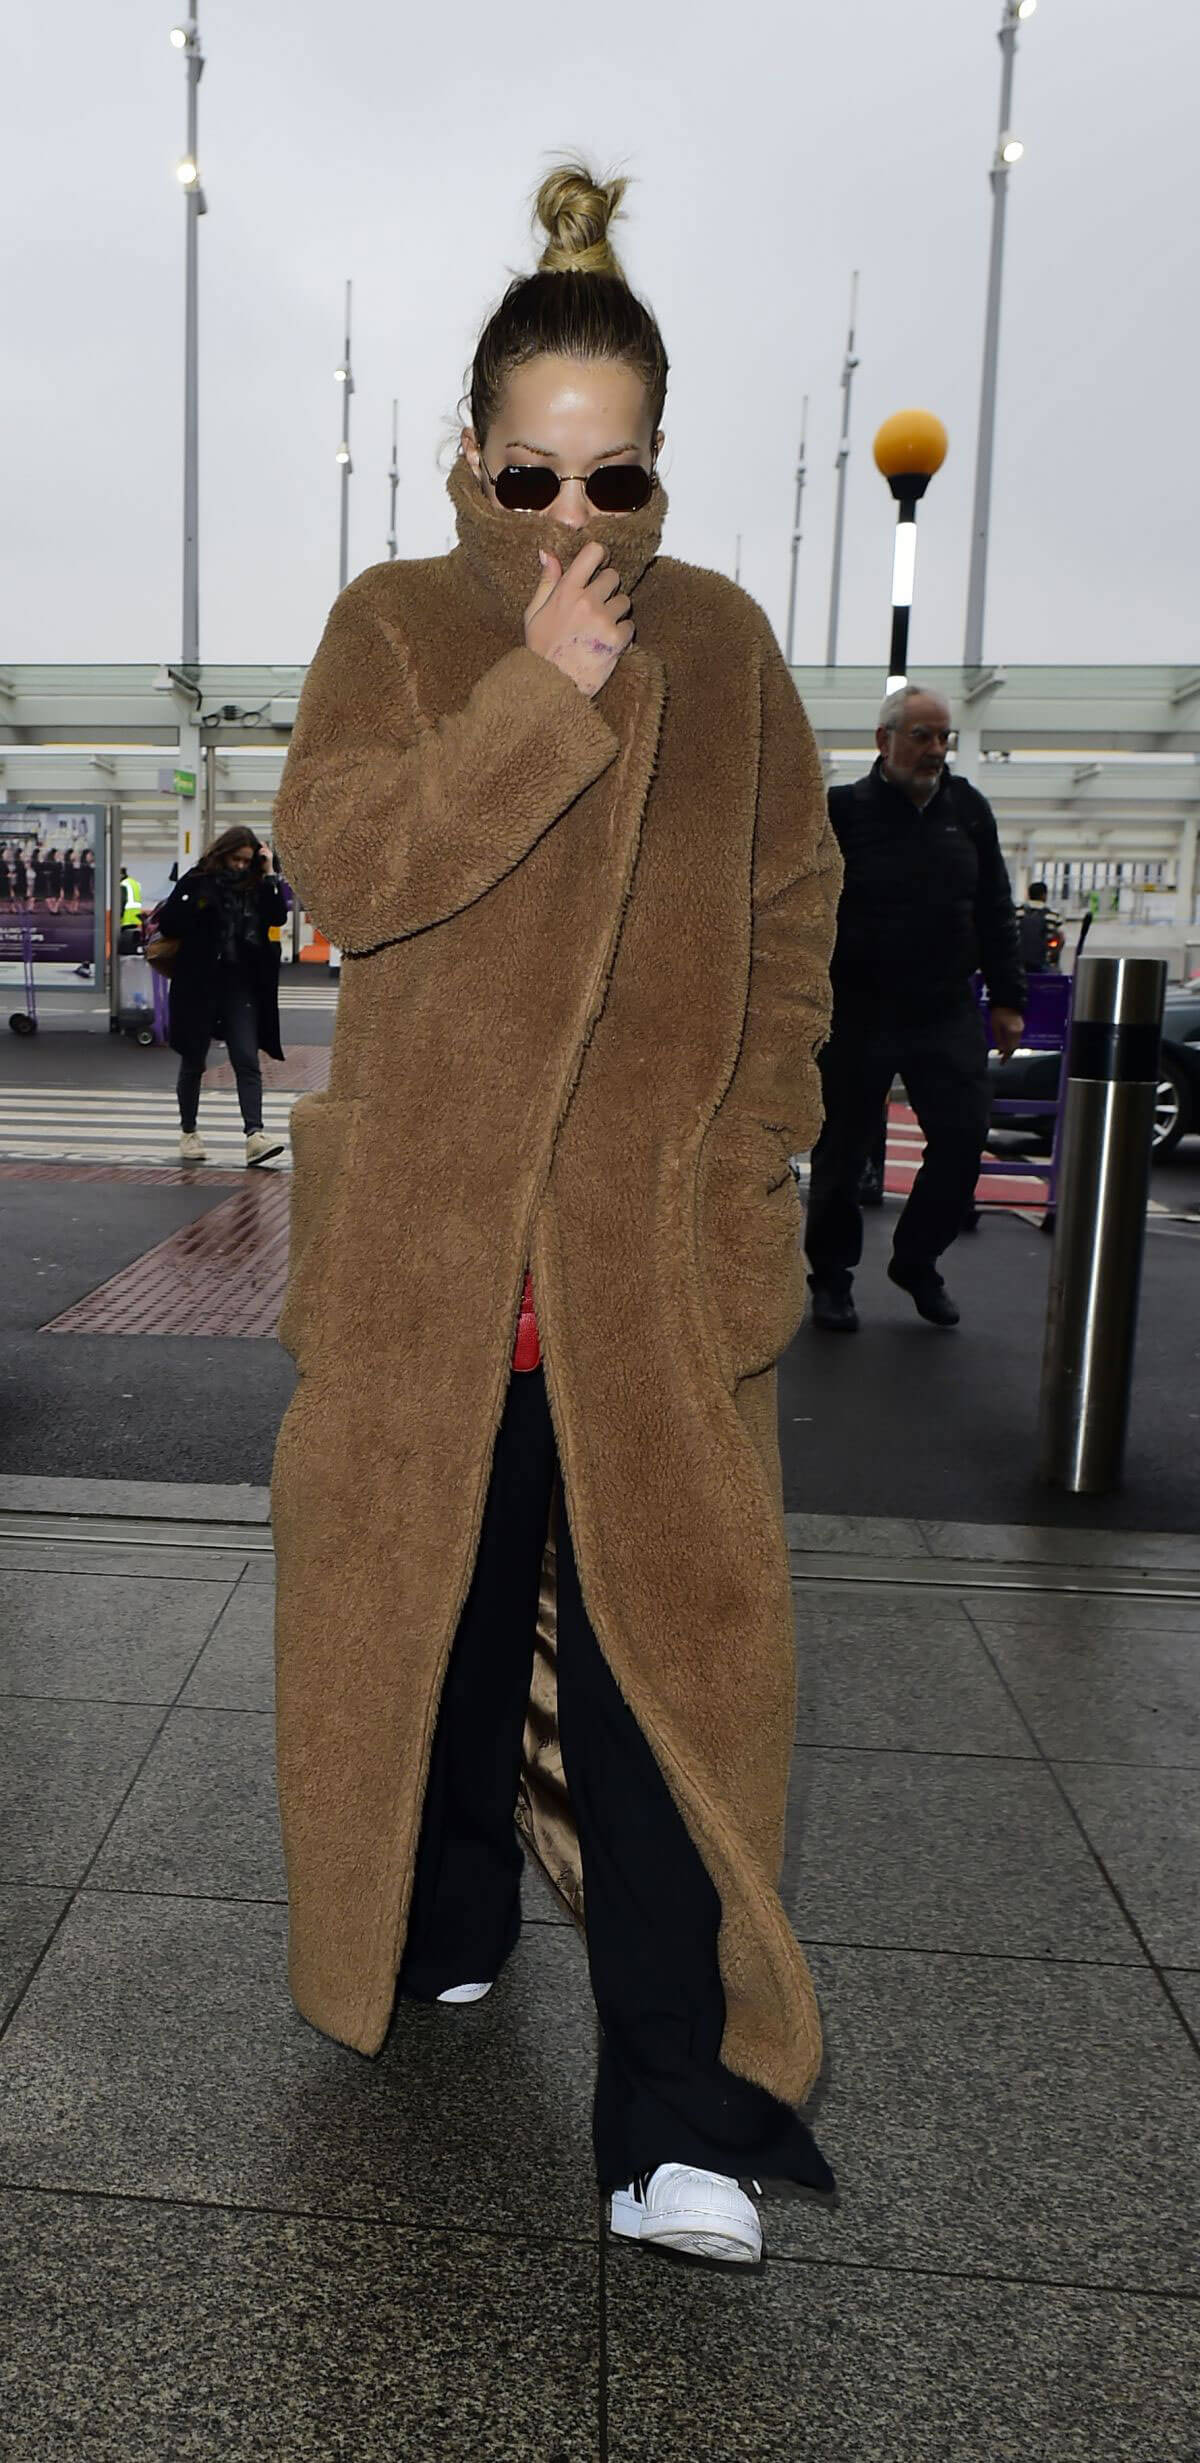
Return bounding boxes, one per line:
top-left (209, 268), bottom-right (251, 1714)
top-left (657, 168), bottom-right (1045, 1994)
top-left (435, 1981), bottom-right (493, 2005)
top-left (245, 1129), bottom-right (285, 1167)
top-left (179, 1130), bottom-right (206, 1164)
top-left (609, 2164), bottom-right (764, 2265)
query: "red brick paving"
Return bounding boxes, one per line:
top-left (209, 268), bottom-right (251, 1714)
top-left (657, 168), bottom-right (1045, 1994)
top-left (206, 1049), bottom-right (330, 1093)
top-left (886, 1102), bottom-right (1051, 1217)
top-left (0, 1162), bottom-right (247, 1187)
top-left (43, 1177), bottom-right (292, 1338)
top-left (27, 1076), bottom-right (1048, 1344)
top-left (11, 1047), bottom-right (325, 1338)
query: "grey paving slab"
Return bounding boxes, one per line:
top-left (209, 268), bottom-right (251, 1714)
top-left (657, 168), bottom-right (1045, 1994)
top-left (786, 1513), bottom-right (930, 1559)
top-left (1054, 1765), bottom-right (1200, 1966)
top-left (796, 1581), bottom-right (988, 1625)
top-left (1, 2188), bottom-right (599, 2463)
top-left (980, 1623), bottom-right (1200, 1767)
top-left (179, 1582), bottom-right (276, 1712)
top-left (793, 1563), bottom-right (1200, 1611)
top-left (606, 2251), bottom-right (1200, 2462)
top-left (764, 1946), bottom-right (1200, 2292)
top-left (0, 1698), bottom-right (164, 1884)
top-left (0, 1893), bottom-right (598, 2240)
top-left (240, 1552), bottom-right (278, 1587)
top-left (1165, 1971), bottom-right (1200, 2039)
top-left (794, 1598), bottom-right (1031, 1755)
top-left (921, 1519), bottom-right (1200, 1574)
top-left (0, 1887), bottom-right (70, 2027)
top-left (932, 1587), bottom-right (1200, 1640)
top-left (783, 1751), bottom-right (1138, 1962)
top-left (521, 1851), bottom-right (573, 1927)
top-left (0, 1542), bottom-right (255, 1582)
top-left (0, 1476), bottom-right (271, 1523)
top-left (0, 1512), bottom-right (275, 1554)
top-left (0, 1570), bottom-right (233, 1702)
top-left (89, 1708), bottom-right (286, 1900)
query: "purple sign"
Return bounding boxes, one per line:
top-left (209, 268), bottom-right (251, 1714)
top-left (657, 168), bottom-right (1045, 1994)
top-left (0, 806), bottom-right (103, 966)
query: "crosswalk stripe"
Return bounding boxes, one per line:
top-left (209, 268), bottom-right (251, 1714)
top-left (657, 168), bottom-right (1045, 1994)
top-left (0, 1098), bottom-right (296, 1112)
top-left (0, 1082), bottom-right (296, 1166)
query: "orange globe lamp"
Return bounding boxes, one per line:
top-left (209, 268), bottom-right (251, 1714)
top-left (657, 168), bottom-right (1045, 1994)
top-left (873, 409), bottom-right (949, 501)
top-left (873, 409), bottom-right (949, 687)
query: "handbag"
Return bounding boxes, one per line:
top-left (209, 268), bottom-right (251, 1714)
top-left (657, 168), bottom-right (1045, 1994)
top-left (145, 934), bottom-right (181, 976)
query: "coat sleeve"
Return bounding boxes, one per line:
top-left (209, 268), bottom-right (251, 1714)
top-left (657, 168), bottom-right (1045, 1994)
top-left (156, 874), bottom-right (203, 937)
top-left (272, 583), bottom-right (622, 953)
top-left (696, 627), bottom-right (842, 1387)
top-left (971, 791), bottom-right (1027, 1015)
top-left (721, 628), bottom-right (842, 1154)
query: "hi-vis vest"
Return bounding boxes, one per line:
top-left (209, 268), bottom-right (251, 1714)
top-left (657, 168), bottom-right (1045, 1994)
top-left (120, 875), bottom-right (144, 928)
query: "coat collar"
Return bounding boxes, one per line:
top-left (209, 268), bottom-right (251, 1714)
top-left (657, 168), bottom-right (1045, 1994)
top-left (447, 451), bottom-right (667, 623)
top-left (869, 753), bottom-right (950, 819)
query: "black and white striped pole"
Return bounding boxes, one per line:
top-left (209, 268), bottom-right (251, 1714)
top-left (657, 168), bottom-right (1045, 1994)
top-left (872, 411), bottom-right (948, 690)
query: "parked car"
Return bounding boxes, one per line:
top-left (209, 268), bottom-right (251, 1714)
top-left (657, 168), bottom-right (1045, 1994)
top-left (987, 980), bottom-right (1200, 1157)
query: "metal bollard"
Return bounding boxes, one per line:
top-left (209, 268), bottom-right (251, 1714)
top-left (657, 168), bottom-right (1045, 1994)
top-left (1038, 954), bottom-right (1166, 1493)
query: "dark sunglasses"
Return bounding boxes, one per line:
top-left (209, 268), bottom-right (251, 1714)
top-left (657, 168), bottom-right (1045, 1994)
top-left (480, 457), bottom-right (655, 514)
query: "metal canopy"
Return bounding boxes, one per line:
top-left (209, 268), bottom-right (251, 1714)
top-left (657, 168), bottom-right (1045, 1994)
top-left (1, 665), bottom-right (1197, 915)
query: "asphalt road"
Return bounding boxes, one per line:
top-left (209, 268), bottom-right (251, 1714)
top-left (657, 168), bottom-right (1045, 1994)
top-left (1, 998), bottom-right (1197, 1527)
top-left (780, 1184), bottom-right (1200, 1532)
top-left (0, 1173), bottom-right (298, 1483)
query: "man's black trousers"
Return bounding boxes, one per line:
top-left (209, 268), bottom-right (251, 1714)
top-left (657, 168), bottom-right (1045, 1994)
top-left (399, 1365), bottom-right (830, 2197)
top-left (805, 994), bottom-right (990, 1295)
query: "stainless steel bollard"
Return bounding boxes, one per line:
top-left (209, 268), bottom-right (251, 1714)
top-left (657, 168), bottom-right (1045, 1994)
top-left (1038, 955), bottom-right (1166, 1493)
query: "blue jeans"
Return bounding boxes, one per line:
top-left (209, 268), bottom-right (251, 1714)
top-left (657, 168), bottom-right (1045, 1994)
top-left (177, 972), bottom-right (263, 1135)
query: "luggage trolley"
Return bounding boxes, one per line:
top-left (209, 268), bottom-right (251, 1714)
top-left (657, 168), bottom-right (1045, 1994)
top-left (111, 919), bottom-right (168, 1047)
top-left (8, 916), bottom-right (38, 1037)
top-left (975, 917), bottom-right (1091, 1232)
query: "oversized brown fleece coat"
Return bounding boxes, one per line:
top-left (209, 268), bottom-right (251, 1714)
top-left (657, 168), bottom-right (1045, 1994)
top-left (271, 454), bottom-right (841, 2103)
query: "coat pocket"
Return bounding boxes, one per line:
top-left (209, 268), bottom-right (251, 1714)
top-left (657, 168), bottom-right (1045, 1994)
top-left (696, 1112), bottom-right (807, 1388)
top-left (277, 1094), bottom-right (358, 1368)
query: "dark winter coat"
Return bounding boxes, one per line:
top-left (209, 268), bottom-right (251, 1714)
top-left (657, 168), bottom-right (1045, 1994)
top-left (158, 864), bottom-right (287, 1063)
top-left (828, 759), bottom-right (1026, 1025)
top-left (269, 452), bottom-right (842, 2095)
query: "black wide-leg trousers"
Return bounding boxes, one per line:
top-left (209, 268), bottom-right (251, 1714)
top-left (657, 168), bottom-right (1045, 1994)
top-left (806, 996), bottom-right (991, 1295)
top-left (399, 1367), bottom-right (832, 2197)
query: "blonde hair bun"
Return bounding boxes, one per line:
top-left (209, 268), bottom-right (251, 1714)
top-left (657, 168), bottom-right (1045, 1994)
top-left (534, 162), bottom-right (628, 278)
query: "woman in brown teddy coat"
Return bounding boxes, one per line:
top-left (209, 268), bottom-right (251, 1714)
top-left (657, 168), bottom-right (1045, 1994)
top-left (271, 162), bottom-right (842, 2268)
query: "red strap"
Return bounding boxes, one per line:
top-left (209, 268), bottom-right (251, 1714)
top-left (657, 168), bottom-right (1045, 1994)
top-left (512, 1267), bottom-right (542, 1372)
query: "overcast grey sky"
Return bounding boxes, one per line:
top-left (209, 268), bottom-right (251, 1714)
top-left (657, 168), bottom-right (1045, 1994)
top-left (4, 0), bottom-right (1196, 669)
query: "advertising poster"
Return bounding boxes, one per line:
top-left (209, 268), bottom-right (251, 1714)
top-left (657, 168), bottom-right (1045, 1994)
top-left (0, 804), bottom-right (105, 968)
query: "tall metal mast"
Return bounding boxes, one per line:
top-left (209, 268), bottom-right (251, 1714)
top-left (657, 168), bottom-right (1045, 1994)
top-left (172, 10), bottom-right (207, 667)
top-left (784, 395), bottom-right (808, 665)
top-left (825, 270), bottom-right (859, 668)
top-left (335, 281), bottom-right (355, 592)
top-left (964, 0), bottom-right (1035, 665)
top-left (387, 399), bottom-right (399, 560)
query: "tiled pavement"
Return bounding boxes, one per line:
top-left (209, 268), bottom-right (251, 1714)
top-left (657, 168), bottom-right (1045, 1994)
top-left (2, 1487), bottom-right (1199, 2459)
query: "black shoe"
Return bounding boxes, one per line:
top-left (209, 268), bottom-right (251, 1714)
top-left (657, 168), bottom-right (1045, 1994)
top-left (810, 1284), bottom-right (860, 1333)
top-left (857, 1163), bottom-right (885, 1209)
top-left (887, 1261), bottom-right (960, 1327)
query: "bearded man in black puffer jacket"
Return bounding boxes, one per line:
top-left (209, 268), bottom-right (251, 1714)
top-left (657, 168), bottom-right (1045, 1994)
top-left (805, 684), bottom-right (1026, 1332)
